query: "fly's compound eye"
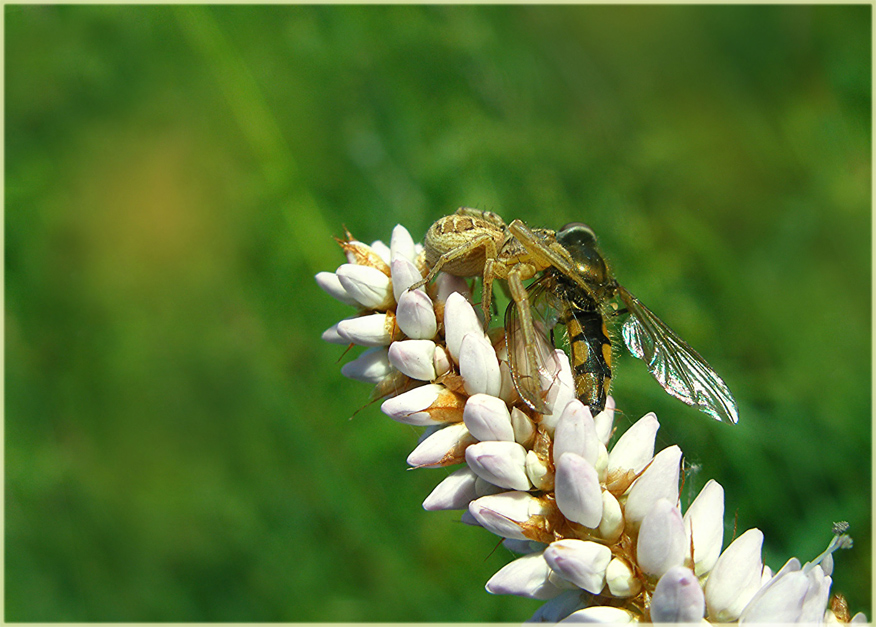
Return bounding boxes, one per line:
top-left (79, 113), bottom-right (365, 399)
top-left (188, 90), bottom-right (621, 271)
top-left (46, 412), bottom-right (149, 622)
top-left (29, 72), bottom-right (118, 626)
top-left (558, 222), bottom-right (597, 248)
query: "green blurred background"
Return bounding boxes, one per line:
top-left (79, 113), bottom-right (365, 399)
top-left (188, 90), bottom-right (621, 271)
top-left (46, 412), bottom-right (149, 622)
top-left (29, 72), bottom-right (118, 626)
top-left (6, 5), bottom-right (870, 621)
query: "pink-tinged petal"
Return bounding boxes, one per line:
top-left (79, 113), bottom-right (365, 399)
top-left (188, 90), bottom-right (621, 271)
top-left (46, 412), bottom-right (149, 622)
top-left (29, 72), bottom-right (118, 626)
top-left (381, 383), bottom-right (465, 426)
top-left (543, 539), bottom-right (611, 594)
top-left (469, 491), bottom-right (547, 540)
top-left (593, 396), bottom-right (616, 446)
top-left (390, 256), bottom-right (424, 302)
top-left (498, 360), bottom-right (518, 406)
top-left (406, 422), bottom-right (475, 468)
top-left (459, 332), bottom-right (502, 397)
top-left (463, 393), bottom-right (514, 442)
top-left (336, 263), bottom-right (393, 310)
top-left (466, 441), bottom-right (531, 491)
top-left (605, 557), bottom-right (641, 597)
top-left (389, 224), bottom-right (416, 263)
top-left (340, 347), bottom-right (392, 383)
top-left (739, 558), bottom-right (808, 623)
top-left (444, 293), bottom-right (484, 362)
top-left (636, 498), bottom-right (687, 578)
top-left (624, 445), bottom-right (681, 529)
top-left (315, 271), bottom-right (359, 306)
top-left (607, 411), bottom-right (660, 475)
top-left (704, 528), bottom-right (765, 622)
top-left (486, 551), bottom-right (566, 600)
top-left (554, 400), bottom-right (599, 467)
top-left (388, 339), bottom-right (437, 381)
top-left (683, 479), bottom-right (725, 576)
top-left (423, 466), bottom-right (479, 511)
top-left (562, 606), bottom-right (636, 623)
top-left (650, 566), bottom-right (705, 623)
top-left (336, 313), bottom-right (392, 347)
top-left (321, 322), bottom-right (348, 345)
top-left (555, 453), bottom-right (603, 528)
top-left (395, 289), bottom-right (438, 339)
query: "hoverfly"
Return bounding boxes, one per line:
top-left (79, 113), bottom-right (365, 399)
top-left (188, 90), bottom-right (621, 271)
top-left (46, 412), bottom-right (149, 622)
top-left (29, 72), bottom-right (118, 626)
top-left (506, 222), bottom-right (738, 425)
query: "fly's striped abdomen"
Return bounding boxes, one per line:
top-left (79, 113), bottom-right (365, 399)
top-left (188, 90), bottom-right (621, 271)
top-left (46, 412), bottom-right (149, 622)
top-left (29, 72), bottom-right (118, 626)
top-left (565, 307), bottom-right (613, 414)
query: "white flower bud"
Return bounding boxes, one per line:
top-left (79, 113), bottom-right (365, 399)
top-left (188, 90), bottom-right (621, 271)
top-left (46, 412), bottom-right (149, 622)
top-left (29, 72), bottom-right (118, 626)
top-left (388, 339), bottom-right (437, 381)
top-left (510, 406), bottom-right (536, 447)
top-left (593, 396), bottom-right (616, 446)
top-left (526, 450), bottom-right (554, 491)
top-left (474, 476), bottom-right (505, 497)
top-left (340, 347), bottom-right (392, 383)
top-left (381, 383), bottom-right (465, 426)
top-left (336, 263), bottom-right (393, 310)
top-left (459, 332), bottom-right (502, 397)
top-left (555, 453), bottom-right (603, 528)
top-left (597, 490), bottom-right (624, 543)
top-left (390, 256), bottom-right (424, 302)
top-left (336, 313), bottom-right (393, 347)
top-left (651, 566), bottom-right (705, 623)
top-left (465, 441), bottom-right (531, 491)
top-left (486, 551), bottom-right (566, 600)
top-left (637, 498), bottom-right (687, 579)
top-left (607, 411), bottom-right (659, 475)
top-left (543, 539), bottom-right (611, 594)
top-left (469, 491), bottom-right (547, 541)
top-left (423, 466), bottom-right (479, 511)
top-left (395, 290), bottom-right (437, 339)
top-left (562, 606), bottom-right (636, 623)
top-left (624, 445), bottom-right (681, 529)
top-left (406, 422), bottom-right (475, 468)
top-left (739, 558), bottom-right (809, 623)
top-left (321, 321), bottom-right (348, 345)
top-left (433, 344), bottom-right (452, 376)
top-left (434, 273), bottom-right (472, 304)
top-left (554, 400), bottom-right (599, 467)
top-left (444, 293), bottom-right (484, 362)
top-left (684, 479), bottom-right (725, 576)
top-left (605, 557), bottom-right (641, 597)
top-left (390, 224), bottom-right (416, 263)
top-left (369, 239), bottom-right (391, 264)
top-left (463, 393), bottom-right (514, 442)
top-left (315, 271), bottom-right (359, 306)
top-left (704, 528), bottom-right (764, 622)
top-left (541, 349), bottom-right (577, 433)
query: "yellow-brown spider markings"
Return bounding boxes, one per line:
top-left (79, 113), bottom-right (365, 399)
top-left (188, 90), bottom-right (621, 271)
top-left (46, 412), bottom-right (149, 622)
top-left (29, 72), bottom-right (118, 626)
top-left (412, 208), bottom-right (739, 425)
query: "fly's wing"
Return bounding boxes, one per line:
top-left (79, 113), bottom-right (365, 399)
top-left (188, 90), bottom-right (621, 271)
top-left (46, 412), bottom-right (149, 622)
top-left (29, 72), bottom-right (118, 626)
top-left (505, 279), bottom-right (559, 414)
top-left (618, 286), bottom-right (739, 425)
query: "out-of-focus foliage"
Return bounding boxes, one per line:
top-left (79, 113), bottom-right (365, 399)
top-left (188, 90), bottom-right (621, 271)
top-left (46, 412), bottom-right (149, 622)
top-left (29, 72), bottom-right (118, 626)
top-left (6, 5), bottom-right (870, 621)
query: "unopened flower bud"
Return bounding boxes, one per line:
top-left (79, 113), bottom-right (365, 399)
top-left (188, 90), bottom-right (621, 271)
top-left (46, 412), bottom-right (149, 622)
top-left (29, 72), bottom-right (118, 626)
top-left (390, 256), bottom-right (424, 302)
top-left (315, 271), bottom-right (359, 306)
top-left (466, 441), bottom-right (531, 491)
top-left (543, 539), bottom-right (611, 594)
top-left (605, 557), bottom-right (641, 598)
top-left (485, 551), bottom-right (566, 600)
top-left (337, 313), bottom-right (393, 346)
top-left (637, 498), bottom-right (686, 579)
top-left (388, 339), bottom-right (437, 381)
top-left (389, 224), bottom-right (416, 263)
top-left (651, 566), bottom-right (705, 623)
top-left (444, 292), bottom-right (484, 361)
top-left (459, 333), bottom-right (502, 397)
top-left (555, 452), bottom-right (603, 528)
top-left (423, 466), bottom-right (479, 511)
top-left (407, 422), bottom-right (476, 468)
top-left (624, 445), bottom-right (681, 529)
top-left (463, 393), bottom-right (514, 442)
top-left (381, 383), bottom-right (465, 426)
top-left (340, 347), bottom-right (392, 383)
top-left (396, 289), bottom-right (437, 339)
top-left (336, 263), bottom-right (393, 310)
